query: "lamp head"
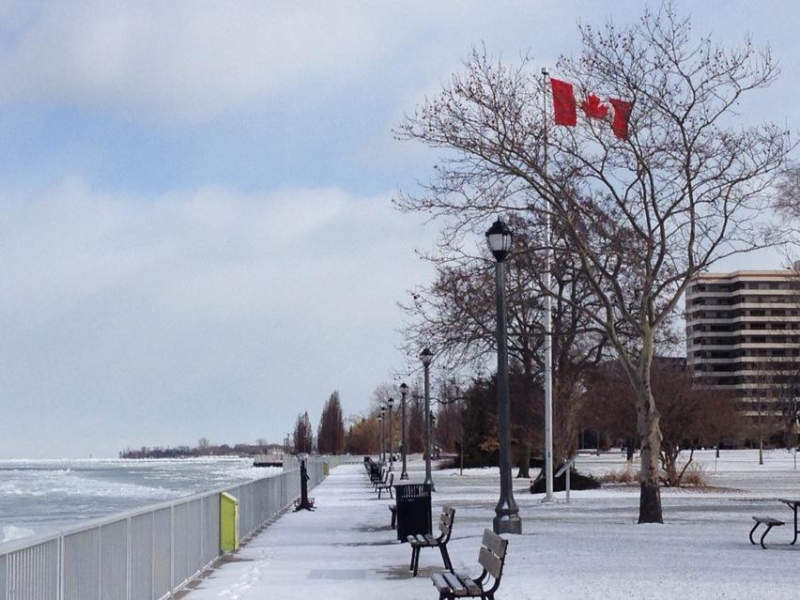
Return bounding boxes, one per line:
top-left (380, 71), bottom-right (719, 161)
top-left (485, 218), bottom-right (513, 262)
top-left (420, 347), bottom-right (434, 367)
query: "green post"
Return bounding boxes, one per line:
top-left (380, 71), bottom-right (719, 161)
top-left (220, 492), bottom-right (239, 552)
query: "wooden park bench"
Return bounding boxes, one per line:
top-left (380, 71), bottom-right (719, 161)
top-left (367, 462), bottom-right (384, 487)
top-left (749, 515), bottom-right (785, 549)
top-left (408, 505), bottom-right (455, 577)
top-left (372, 466), bottom-right (390, 491)
top-left (431, 529), bottom-right (508, 600)
top-left (377, 472), bottom-right (394, 499)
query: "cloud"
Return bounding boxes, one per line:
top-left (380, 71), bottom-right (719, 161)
top-left (0, 2), bottom-right (470, 123)
top-left (0, 2), bottom-right (387, 121)
top-left (0, 179), bottom-right (434, 457)
top-left (0, 1), bottom-right (584, 124)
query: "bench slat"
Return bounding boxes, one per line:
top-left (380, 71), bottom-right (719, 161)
top-left (481, 529), bottom-right (508, 558)
top-left (442, 572), bottom-right (469, 594)
top-left (752, 516), bottom-right (784, 526)
top-left (478, 547), bottom-right (503, 579)
top-left (431, 573), bottom-right (450, 591)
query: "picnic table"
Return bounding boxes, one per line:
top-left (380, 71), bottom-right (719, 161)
top-left (749, 498), bottom-right (800, 548)
top-left (778, 499), bottom-right (800, 544)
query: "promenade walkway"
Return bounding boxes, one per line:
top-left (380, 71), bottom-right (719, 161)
top-left (184, 452), bottom-right (800, 599)
top-left (183, 460), bottom-right (493, 599)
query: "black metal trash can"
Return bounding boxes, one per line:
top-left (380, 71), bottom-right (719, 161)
top-left (395, 483), bottom-right (432, 542)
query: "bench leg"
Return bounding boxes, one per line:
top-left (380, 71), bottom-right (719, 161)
top-left (412, 546), bottom-right (422, 577)
top-left (750, 522), bottom-right (775, 549)
top-left (749, 521), bottom-right (759, 545)
top-left (439, 544), bottom-right (453, 572)
top-left (760, 524), bottom-right (776, 549)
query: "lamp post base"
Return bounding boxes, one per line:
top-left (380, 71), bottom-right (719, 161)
top-left (400, 472), bottom-right (409, 480)
top-left (493, 513), bottom-right (522, 535)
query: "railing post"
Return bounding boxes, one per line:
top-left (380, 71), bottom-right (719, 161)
top-left (170, 505), bottom-right (175, 599)
top-left (555, 454), bottom-right (579, 504)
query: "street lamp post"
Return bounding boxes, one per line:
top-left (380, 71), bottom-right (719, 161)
top-left (420, 347), bottom-right (435, 491)
top-left (379, 411), bottom-right (385, 463)
top-left (458, 397), bottom-right (465, 476)
top-left (486, 218), bottom-right (522, 534)
top-left (388, 397), bottom-right (395, 471)
top-left (399, 383), bottom-right (409, 479)
top-left (430, 411), bottom-right (437, 461)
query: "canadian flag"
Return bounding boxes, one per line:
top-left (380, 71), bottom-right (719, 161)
top-left (550, 78), bottom-right (632, 140)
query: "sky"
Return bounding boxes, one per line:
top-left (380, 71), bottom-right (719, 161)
top-left (1, 1), bottom-right (800, 459)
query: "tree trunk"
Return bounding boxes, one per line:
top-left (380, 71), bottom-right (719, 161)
top-left (637, 389), bottom-right (663, 523)
top-left (516, 442), bottom-right (531, 478)
top-left (638, 477), bottom-right (662, 523)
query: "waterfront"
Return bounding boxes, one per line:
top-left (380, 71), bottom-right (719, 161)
top-left (0, 457), bottom-right (279, 542)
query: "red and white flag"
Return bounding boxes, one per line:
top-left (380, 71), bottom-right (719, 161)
top-left (550, 78), bottom-right (632, 140)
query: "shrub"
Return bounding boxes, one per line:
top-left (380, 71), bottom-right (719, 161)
top-left (530, 468), bottom-right (601, 493)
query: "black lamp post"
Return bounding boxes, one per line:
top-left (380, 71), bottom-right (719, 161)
top-left (420, 347), bottom-right (434, 490)
top-left (486, 218), bottom-right (521, 534)
top-left (430, 411), bottom-right (437, 460)
top-left (400, 383), bottom-right (409, 479)
top-left (388, 396), bottom-right (395, 470)
top-left (379, 411), bottom-right (385, 463)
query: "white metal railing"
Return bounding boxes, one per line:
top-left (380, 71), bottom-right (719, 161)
top-left (0, 457), bottom-right (331, 600)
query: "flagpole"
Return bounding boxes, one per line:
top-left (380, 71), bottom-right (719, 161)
top-left (540, 67), bottom-right (554, 503)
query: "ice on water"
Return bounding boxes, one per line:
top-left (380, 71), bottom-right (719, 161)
top-left (0, 457), bottom-right (279, 542)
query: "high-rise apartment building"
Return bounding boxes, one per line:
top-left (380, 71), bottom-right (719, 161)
top-left (685, 269), bottom-right (800, 411)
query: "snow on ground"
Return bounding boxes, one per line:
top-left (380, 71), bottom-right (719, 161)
top-left (183, 449), bottom-right (800, 599)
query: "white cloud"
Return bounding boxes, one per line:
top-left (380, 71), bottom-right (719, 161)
top-left (0, 179), bottom-right (435, 457)
top-left (0, 1), bottom-right (457, 122)
top-left (0, 0), bottom-right (601, 124)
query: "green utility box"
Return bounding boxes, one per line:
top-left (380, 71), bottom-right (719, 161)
top-left (220, 492), bottom-right (239, 552)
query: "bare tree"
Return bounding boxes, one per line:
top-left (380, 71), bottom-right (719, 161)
top-left (587, 358), bottom-right (742, 486)
top-left (396, 3), bottom-right (791, 522)
top-left (403, 214), bottom-right (609, 477)
top-left (318, 391), bottom-right (346, 455)
top-left (292, 412), bottom-right (313, 455)
top-left (344, 415), bottom-right (380, 456)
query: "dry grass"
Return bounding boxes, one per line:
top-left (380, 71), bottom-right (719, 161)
top-left (678, 462), bottom-right (709, 487)
top-left (598, 461), bottom-right (710, 488)
top-left (598, 464), bottom-right (639, 485)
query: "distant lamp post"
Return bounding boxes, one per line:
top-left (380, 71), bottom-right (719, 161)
top-left (420, 347), bottom-right (435, 490)
top-left (388, 396), bottom-right (395, 470)
top-left (486, 218), bottom-right (521, 534)
top-left (430, 411), bottom-right (437, 460)
top-left (400, 383), bottom-right (409, 479)
top-left (378, 412), bottom-right (385, 463)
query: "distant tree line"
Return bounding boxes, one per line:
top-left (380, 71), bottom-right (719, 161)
top-left (119, 438), bottom-right (280, 459)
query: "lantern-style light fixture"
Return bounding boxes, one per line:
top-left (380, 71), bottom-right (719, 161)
top-left (485, 219), bottom-right (513, 262)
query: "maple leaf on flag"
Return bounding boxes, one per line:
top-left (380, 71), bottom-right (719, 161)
top-left (581, 94), bottom-right (610, 119)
